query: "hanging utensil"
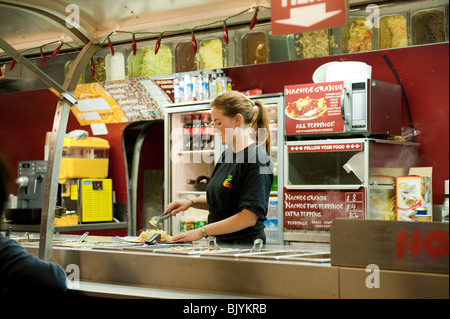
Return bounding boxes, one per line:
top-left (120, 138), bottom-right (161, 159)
top-left (250, 238), bottom-right (264, 253)
top-left (77, 232), bottom-right (89, 244)
top-left (206, 236), bottom-right (220, 250)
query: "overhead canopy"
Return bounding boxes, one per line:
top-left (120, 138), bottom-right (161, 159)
top-left (0, 0), bottom-right (390, 58)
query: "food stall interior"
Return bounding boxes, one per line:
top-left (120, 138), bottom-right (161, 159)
top-left (0, 0), bottom-right (448, 299)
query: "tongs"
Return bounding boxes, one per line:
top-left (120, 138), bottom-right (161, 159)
top-left (150, 212), bottom-right (172, 227)
top-left (144, 232), bottom-right (161, 245)
top-left (250, 238), bottom-right (264, 253)
top-left (77, 232), bottom-right (89, 244)
top-left (206, 236), bottom-right (221, 250)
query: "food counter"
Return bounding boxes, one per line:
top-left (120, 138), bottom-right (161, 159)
top-left (13, 219), bottom-right (449, 299)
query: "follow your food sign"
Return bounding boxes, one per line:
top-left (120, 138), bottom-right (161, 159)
top-left (271, 0), bottom-right (348, 35)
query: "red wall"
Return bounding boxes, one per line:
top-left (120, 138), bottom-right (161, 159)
top-left (0, 43), bottom-right (448, 233)
top-left (226, 43), bottom-right (449, 204)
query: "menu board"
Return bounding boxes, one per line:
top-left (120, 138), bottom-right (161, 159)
top-left (283, 188), bottom-right (365, 230)
top-left (54, 77), bottom-right (173, 126)
top-left (284, 81), bottom-right (345, 135)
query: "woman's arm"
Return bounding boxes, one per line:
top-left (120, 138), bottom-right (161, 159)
top-left (163, 195), bottom-right (208, 216)
top-left (170, 209), bottom-right (258, 242)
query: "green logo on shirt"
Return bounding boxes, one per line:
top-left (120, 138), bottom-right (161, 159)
top-left (223, 175), bottom-right (233, 189)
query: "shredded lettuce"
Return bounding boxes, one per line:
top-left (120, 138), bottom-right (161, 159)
top-left (138, 45), bottom-right (173, 77)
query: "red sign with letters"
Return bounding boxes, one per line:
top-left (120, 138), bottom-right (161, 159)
top-left (271, 0), bottom-right (348, 36)
top-left (288, 142), bottom-right (363, 153)
top-left (284, 81), bottom-right (345, 135)
top-left (283, 187), bottom-right (365, 230)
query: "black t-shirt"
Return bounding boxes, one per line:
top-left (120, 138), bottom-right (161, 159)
top-left (206, 143), bottom-right (273, 244)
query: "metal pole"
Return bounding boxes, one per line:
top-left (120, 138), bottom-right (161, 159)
top-left (38, 42), bottom-right (99, 261)
top-left (0, 2), bottom-right (100, 261)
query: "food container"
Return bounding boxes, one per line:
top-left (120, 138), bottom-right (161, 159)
top-left (105, 51), bottom-right (126, 81)
top-left (411, 7), bottom-right (447, 45)
top-left (128, 44), bottom-right (173, 78)
top-left (240, 30), bottom-right (268, 65)
top-left (198, 37), bottom-right (226, 70)
top-left (415, 207), bottom-right (432, 222)
top-left (65, 60), bottom-right (83, 84)
top-left (268, 32), bottom-right (296, 62)
top-left (294, 29), bottom-right (339, 59)
top-left (84, 57), bottom-right (105, 83)
top-left (377, 13), bottom-right (409, 49)
top-left (369, 176), bottom-right (396, 220)
top-left (175, 41), bottom-right (198, 72)
top-left (59, 137), bottom-right (110, 182)
top-left (54, 212), bottom-right (79, 226)
top-left (396, 175), bottom-right (432, 221)
top-left (342, 16), bottom-right (375, 53)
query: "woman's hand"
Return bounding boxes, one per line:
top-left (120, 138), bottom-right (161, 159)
top-left (163, 199), bottom-right (192, 216)
top-left (170, 228), bottom-right (203, 242)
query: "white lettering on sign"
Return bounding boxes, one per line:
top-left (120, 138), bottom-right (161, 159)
top-left (285, 83), bottom-right (344, 95)
top-left (289, 143), bottom-right (362, 153)
top-left (281, 0), bottom-right (324, 7)
top-left (284, 188), bottom-right (366, 230)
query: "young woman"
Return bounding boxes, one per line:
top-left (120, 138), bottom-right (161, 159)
top-left (165, 91), bottom-right (273, 244)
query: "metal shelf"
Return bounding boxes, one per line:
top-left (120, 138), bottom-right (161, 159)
top-left (0, 221), bottom-right (127, 233)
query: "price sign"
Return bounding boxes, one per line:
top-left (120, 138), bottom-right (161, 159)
top-left (284, 188), bottom-right (365, 230)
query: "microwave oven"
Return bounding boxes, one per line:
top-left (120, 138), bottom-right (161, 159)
top-left (284, 79), bottom-right (402, 137)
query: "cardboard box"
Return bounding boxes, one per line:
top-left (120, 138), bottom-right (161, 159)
top-left (396, 167), bottom-right (433, 221)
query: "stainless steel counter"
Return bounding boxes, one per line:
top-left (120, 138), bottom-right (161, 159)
top-left (21, 237), bottom-right (337, 299)
top-left (19, 233), bottom-right (448, 299)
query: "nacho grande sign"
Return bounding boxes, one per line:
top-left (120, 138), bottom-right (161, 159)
top-left (284, 188), bottom-right (365, 230)
top-left (284, 81), bottom-right (345, 135)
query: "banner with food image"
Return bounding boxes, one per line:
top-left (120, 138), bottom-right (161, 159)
top-left (284, 81), bottom-right (345, 135)
top-left (50, 77), bottom-right (171, 126)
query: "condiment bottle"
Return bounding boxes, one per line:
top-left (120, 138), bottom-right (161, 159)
top-left (209, 70), bottom-right (218, 100)
top-left (173, 73), bottom-right (184, 103)
top-left (183, 73), bottom-right (194, 102)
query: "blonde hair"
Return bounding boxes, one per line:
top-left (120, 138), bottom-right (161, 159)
top-left (211, 91), bottom-right (271, 154)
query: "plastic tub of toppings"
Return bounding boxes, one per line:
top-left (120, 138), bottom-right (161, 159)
top-left (65, 60), bottom-right (83, 84)
top-left (84, 56), bottom-right (105, 83)
top-left (175, 41), bottom-right (198, 72)
top-left (241, 30), bottom-right (268, 65)
top-left (105, 50), bottom-right (126, 81)
top-left (268, 32), bottom-right (296, 62)
top-left (377, 13), bottom-right (409, 49)
top-left (411, 7), bottom-right (447, 45)
top-left (342, 16), bottom-right (374, 53)
top-left (198, 37), bottom-right (226, 70)
top-left (128, 44), bottom-right (173, 78)
top-left (294, 28), bottom-right (339, 59)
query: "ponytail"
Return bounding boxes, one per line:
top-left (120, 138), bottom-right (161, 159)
top-left (251, 100), bottom-right (271, 154)
top-left (211, 91), bottom-right (271, 154)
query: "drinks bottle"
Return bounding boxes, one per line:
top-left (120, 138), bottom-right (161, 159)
top-left (183, 114), bottom-right (193, 151)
